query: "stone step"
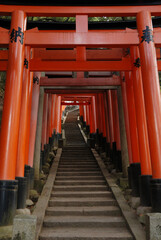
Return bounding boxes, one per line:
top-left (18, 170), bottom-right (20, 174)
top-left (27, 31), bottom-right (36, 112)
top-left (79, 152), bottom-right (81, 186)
top-left (40, 227), bottom-right (133, 240)
top-left (54, 180), bottom-right (106, 186)
top-left (58, 165), bottom-right (98, 168)
top-left (53, 185), bottom-right (108, 192)
top-left (55, 176), bottom-right (104, 181)
top-left (46, 206), bottom-right (121, 216)
top-left (57, 168), bottom-right (100, 172)
top-left (51, 191), bottom-right (112, 198)
top-left (43, 215), bottom-right (126, 228)
top-left (56, 172), bottom-right (102, 176)
top-left (49, 197), bottom-right (116, 207)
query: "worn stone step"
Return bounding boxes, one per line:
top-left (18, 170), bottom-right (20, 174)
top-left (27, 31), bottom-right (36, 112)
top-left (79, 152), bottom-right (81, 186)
top-left (51, 191), bottom-right (112, 198)
top-left (54, 180), bottom-right (106, 186)
top-left (58, 164), bottom-right (98, 168)
top-left (53, 185), bottom-right (108, 192)
top-left (46, 206), bottom-right (121, 216)
top-left (55, 176), bottom-right (104, 181)
top-left (57, 168), bottom-right (100, 172)
top-left (43, 215), bottom-right (126, 228)
top-left (56, 172), bottom-right (102, 176)
top-left (40, 227), bottom-right (133, 240)
top-left (49, 197), bottom-right (116, 207)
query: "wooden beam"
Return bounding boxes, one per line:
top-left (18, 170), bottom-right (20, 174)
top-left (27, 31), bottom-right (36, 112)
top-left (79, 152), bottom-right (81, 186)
top-left (30, 58), bottom-right (131, 71)
top-left (1, 5), bottom-right (161, 17)
top-left (40, 76), bottom-right (121, 86)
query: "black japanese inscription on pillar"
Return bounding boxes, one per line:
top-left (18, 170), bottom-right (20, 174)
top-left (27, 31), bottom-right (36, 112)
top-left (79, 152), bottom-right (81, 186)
top-left (33, 76), bottom-right (39, 85)
top-left (24, 58), bottom-right (29, 69)
top-left (141, 26), bottom-right (154, 44)
top-left (10, 27), bottom-right (24, 45)
top-left (134, 58), bottom-right (141, 68)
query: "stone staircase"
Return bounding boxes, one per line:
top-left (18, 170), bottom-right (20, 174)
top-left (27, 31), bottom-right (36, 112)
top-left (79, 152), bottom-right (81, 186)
top-left (39, 111), bottom-right (134, 240)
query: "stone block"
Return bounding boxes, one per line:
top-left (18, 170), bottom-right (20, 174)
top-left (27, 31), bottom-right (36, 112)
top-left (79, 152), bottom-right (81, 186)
top-left (130, 197), bottom-right (140, 209)
top-left (146, 213), bottom-right (161, 240)
top-left (137, 206), bottom-right (152, 216)
top-left (12, 215), bottom-right (37, 240)
top-left (119, 177), bottom-right (129, 189)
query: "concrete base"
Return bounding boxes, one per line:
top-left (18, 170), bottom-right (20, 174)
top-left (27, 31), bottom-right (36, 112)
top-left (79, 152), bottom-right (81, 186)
top-left (146, 213), bottom-right (161, 240)
top-left (12, 215), bottom-right (37, 240)
top-left (16, 208), bottom-right (31, 216)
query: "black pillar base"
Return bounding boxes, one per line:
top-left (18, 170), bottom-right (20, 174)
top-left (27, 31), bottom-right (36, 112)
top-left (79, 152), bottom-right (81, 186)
top-left (105, 142), bottom-right (110, 158)
top-left (24, 165), bottom-right (31, 198)
top-left (116, 150), bottom-right (122, 172)
top-left (131, 163), bottom-right (141, 197)
top-left (30, 167), bottom-right (34, 189)
top-left (128, 165), bottom-right (132, 189)
top-left (80, 115), bottom-right (83, 123)
top-left (98, 133), bottom-right (103, 147)
top-left (83, 121), bottom-right (86, 128)
top-left (0, 180), bottom-right (18, 226)
top-left (86, 125), bottom-right (90, 135)
top-left (112, 142), bottom-right (117, 167)
top-left (102, 137), bottom-right (106, 152)
top-left (15, 177), bottom-right (27, 209)
top-left (58, 139), bottom-right (64, 148)
top-left (150, 179), bottom-right (161, 212)
top-left (87, 138), bottom-right (95, 148)
top-left (139, 175), bottom-right (152, 206)
top-left (40, 150), bottom-right (44, 171)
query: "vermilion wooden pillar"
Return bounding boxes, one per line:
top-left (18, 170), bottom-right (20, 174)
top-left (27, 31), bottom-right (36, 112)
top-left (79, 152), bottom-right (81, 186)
top-left (56, 96), bottom-right (62, 135)
top-left (16, 46), bottom-right (31, 209)
top-left (27, 73), bottom-right (40, 167)
top-left (125, 71), bottom-right (141, 196)
top-left (112, 90), bottom-right (122, 172)
top-left (131, 46), bottom-right (152, 206)
top-left (103, 92), bottom-right (110, 144)
top-left (0, 10), bottom-right (26, 225)
top-left (51, 94), bottom-right (56, 136)
top-left (50, 95), bottom-right (54, 137)
top-left (91, 96), bottom-right (97, 133)
top-left (46, 93), bottom-right (52, 144)
top-left (16, 46), bottom-right (31, 178)
top-left (53, 95), bottom-right (58, 133)
top-left (121, 73), bottom-right (133, 165)
top-left (26, 70), bottom-right (34, 167)
top-left (112, 90), bottom-right (121, 151)
top-left (107, 90), bottom-right (115, 149)
top-left (41, 93), bottom-right (48, 151)
top-left (137, 11), bottom-right (161, 211)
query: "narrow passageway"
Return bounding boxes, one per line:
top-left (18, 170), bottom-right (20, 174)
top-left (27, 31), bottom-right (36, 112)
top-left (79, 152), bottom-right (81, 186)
top-left (39, 110), bottom-right (134, 240)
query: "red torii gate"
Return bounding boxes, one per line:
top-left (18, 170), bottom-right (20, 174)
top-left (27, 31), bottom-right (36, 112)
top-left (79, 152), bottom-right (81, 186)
top-left (0, 4), bottom-right (161, 226)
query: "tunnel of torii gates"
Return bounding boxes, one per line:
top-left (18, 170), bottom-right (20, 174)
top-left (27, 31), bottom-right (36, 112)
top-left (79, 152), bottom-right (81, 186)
top-left (1, 3), bottom-right (161, 226)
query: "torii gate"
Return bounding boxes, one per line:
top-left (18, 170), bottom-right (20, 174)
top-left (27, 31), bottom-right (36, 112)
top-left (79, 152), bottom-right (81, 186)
top-left (0, 4), bottom-right (161, 226)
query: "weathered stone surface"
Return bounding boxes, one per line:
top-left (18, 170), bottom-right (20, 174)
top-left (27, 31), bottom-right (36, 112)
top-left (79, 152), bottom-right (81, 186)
top-left (29, 189), bottom-right (39, 202)
top-left (119, 178), bottom-right (129, 190)
top-left (26, 199), bottom-right (34, 207)
top-left (16, 208), bottom-right (31, 216)
top-left (49, 152), bottom-right (55, 159)
top-left (42, 166), bottom-right (50, 174)
top-left (137, 206), bottom-right (152, 216)
top-left (146, 213), bottom-right (161, 240)
top-left (0, 226), bottom-right (12, 240)
top-left (130, 197), bottom-right (140, 209)
top-left (39, 173), bottom-right (46, 180)
top-left (12, 215), bottom-right (37, 240)
top-left (139, 214), bottom-right (146, 225)
top-left (34, 179), bottom-right (45, 193)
